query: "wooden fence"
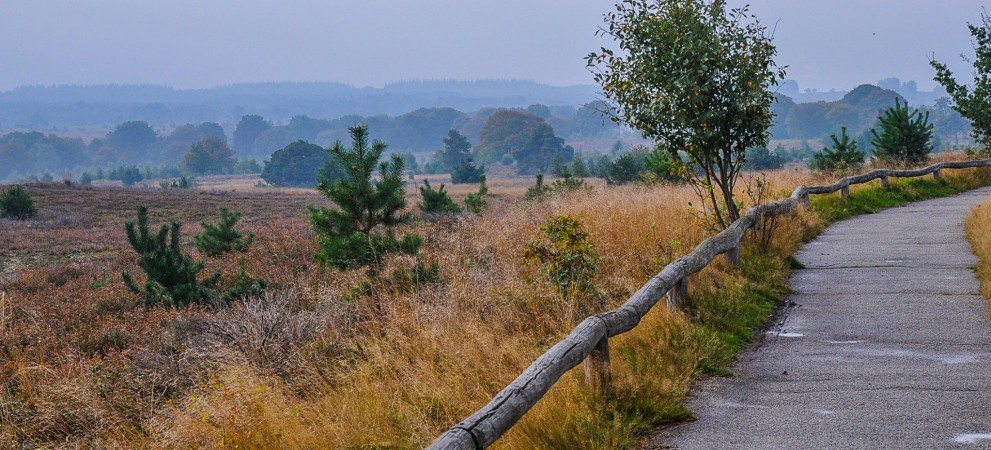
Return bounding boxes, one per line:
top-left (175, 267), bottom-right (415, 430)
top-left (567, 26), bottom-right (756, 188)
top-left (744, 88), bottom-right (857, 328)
top-left (428, 159), bottom-right (991, 450)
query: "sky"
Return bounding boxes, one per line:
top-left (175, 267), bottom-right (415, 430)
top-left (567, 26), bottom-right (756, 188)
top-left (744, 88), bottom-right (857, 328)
top-left (0, 0), bottom-right (986, 92)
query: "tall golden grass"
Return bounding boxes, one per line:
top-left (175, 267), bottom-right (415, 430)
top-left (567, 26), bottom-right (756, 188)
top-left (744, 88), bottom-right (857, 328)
top-left (966, 195), bottom-right (991, 305)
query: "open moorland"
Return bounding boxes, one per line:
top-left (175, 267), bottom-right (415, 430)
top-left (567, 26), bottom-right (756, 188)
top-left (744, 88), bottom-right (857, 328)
top-left (2, 157), bottom-right (989, 449)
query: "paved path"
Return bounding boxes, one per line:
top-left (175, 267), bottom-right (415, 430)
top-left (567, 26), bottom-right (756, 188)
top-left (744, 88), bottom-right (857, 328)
top-left (647, 187), bottom-right (991, 449)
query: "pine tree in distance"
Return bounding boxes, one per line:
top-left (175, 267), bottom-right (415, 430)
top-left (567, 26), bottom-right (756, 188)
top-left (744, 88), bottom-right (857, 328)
top-left (810, 127), bottom-right (866, 173)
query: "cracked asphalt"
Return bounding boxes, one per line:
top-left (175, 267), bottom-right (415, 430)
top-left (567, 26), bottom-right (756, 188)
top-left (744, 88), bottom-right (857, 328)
top-left (643, 187), bottom-right (991, 449)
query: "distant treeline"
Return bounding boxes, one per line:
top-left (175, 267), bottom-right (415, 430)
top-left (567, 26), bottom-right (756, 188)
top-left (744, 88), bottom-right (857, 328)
top-left (0, 102), bottom-right (621, 181)
top-left (0, 80), bottom-right (601, 130)
top-left (771, 84), bottom-right (969, 148)
top-left (0, 81), bottom-right (975, 182)
top-left (231, 102), bottom-right (619, 160)
top-left (776, 77), bottom-right (947, 105)
top-left (0, 122), bottom-right (228, 181)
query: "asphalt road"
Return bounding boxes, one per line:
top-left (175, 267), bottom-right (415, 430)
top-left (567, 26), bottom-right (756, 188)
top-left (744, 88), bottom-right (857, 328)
top-left (646, 187), bottom-right (991, 449)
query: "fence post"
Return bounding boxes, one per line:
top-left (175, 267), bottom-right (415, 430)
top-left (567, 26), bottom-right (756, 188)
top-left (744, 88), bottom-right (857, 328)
top-left (933, 169), bottom-right (942, 180)
top-left (584, 335), bottom-right (611, 394)
top-left (880, 176), bottom-right (890, 190)
top-left (666, 277), bottom-right (688, 310)
top-left (840, 185), bottom-right (850, 198)
top-left (725, 244), bottom-right (740, 268)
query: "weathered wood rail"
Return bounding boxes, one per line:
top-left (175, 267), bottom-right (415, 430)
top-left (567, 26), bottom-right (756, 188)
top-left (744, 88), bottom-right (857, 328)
top-left (428, 159), bottom-right (991, 450)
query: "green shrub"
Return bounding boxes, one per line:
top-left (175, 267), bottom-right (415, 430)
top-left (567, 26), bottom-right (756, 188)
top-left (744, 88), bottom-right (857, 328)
top-left (607, 150), bottom-right (647, 185)
top-left (223, 264), bottom-right (267, 303)
top-left (195, 208), bottom-right (254, 256)
top-left (419, 179), bottom-right (461, 215)
top-left (261, 141), bottom-right (327, 187)
top-left (642, 147), bottom-right (689, 183)
top-left (122, 205), bottom-right (220, 308)
top-left (743, 145), bottom-right (785, 171)
top-left (522, 215), bottom-right (600, 300)
top-left (0, 185), bottom-right (37, 220)
top-left (119, 166), bottom-right (143, 186)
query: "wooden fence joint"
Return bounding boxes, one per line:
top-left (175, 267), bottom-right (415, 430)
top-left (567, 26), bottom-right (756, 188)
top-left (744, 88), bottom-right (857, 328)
top-left (584, 334), bottom-right (611, 394)
top-left (666, 276), bottom-right (689, 310)
top-left (725, 244), bottom-right (740, 268)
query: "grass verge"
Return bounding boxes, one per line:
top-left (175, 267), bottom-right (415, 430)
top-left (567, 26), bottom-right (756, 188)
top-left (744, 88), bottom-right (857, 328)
top-left (965, 191), bottom-right (991, 306)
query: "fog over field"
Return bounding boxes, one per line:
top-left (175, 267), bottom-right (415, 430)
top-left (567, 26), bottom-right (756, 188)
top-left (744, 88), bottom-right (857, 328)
top-left (0, 0), bottom-right (986, 92)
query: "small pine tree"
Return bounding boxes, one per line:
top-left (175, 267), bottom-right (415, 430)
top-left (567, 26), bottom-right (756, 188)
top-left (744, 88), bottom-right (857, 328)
top-left (524, 169), bottom-right (588, 202)
top-left (122, 205), bottom-right (220, 308)
top-left (550, 167), bottom-right (588, 193)
top-left (419, 179), bottom-right (461, 215)
top-left (195, 208), bottom-right (255, 257)
top-left (571, 156), bottom-right (590, 177)
top-left (871, 99), bottom-right (934, 165)
top-left (309, 125), bottom-right (423, 272)
top-left (464, 174), bottom-right (489, 214)
top-left (524, 173), bottom-right (553, 201)
top-left (810, 126), bottom-right (866, 173)
top-left (0, 185), bottom-right (37, 220)
top-left (177, 175), bottom-right (192, 189)
top-left (79, 172), bottom-right (94, 186)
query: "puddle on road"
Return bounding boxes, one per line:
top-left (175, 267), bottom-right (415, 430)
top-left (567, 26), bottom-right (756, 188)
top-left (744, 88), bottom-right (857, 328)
top-left (714, 401), bottom-right (769, 410)
top-left (854, 348), bottom-right (982, 364)
top-left (766, 331), bottom-right (804, 338)
top-left (954, 433), bottom-right (991, 444)
top-left (941, 354), bottom-right (980, 364)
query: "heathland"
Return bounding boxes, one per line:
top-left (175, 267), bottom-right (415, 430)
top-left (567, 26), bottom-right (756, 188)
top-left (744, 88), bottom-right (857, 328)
top-left (3, 158), bottom-right (990, 448)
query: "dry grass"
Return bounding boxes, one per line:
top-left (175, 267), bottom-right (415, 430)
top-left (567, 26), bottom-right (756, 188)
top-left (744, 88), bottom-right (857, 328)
top-left (966, 195), bottom-right (991, 306)
top-left (2, 162), bottom-right (985, 449)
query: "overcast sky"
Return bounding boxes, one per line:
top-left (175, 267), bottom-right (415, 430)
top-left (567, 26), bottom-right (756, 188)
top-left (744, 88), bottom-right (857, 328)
top-left (0, 0), bottom-right (986, 92)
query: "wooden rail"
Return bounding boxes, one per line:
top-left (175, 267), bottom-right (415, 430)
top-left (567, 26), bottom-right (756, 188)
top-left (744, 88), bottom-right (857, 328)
top-left (428, 159), bottom-right (991, 450)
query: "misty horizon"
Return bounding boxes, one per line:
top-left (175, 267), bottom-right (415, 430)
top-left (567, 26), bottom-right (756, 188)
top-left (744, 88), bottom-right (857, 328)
top-left (1, 0), bottom-right (988, 93)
